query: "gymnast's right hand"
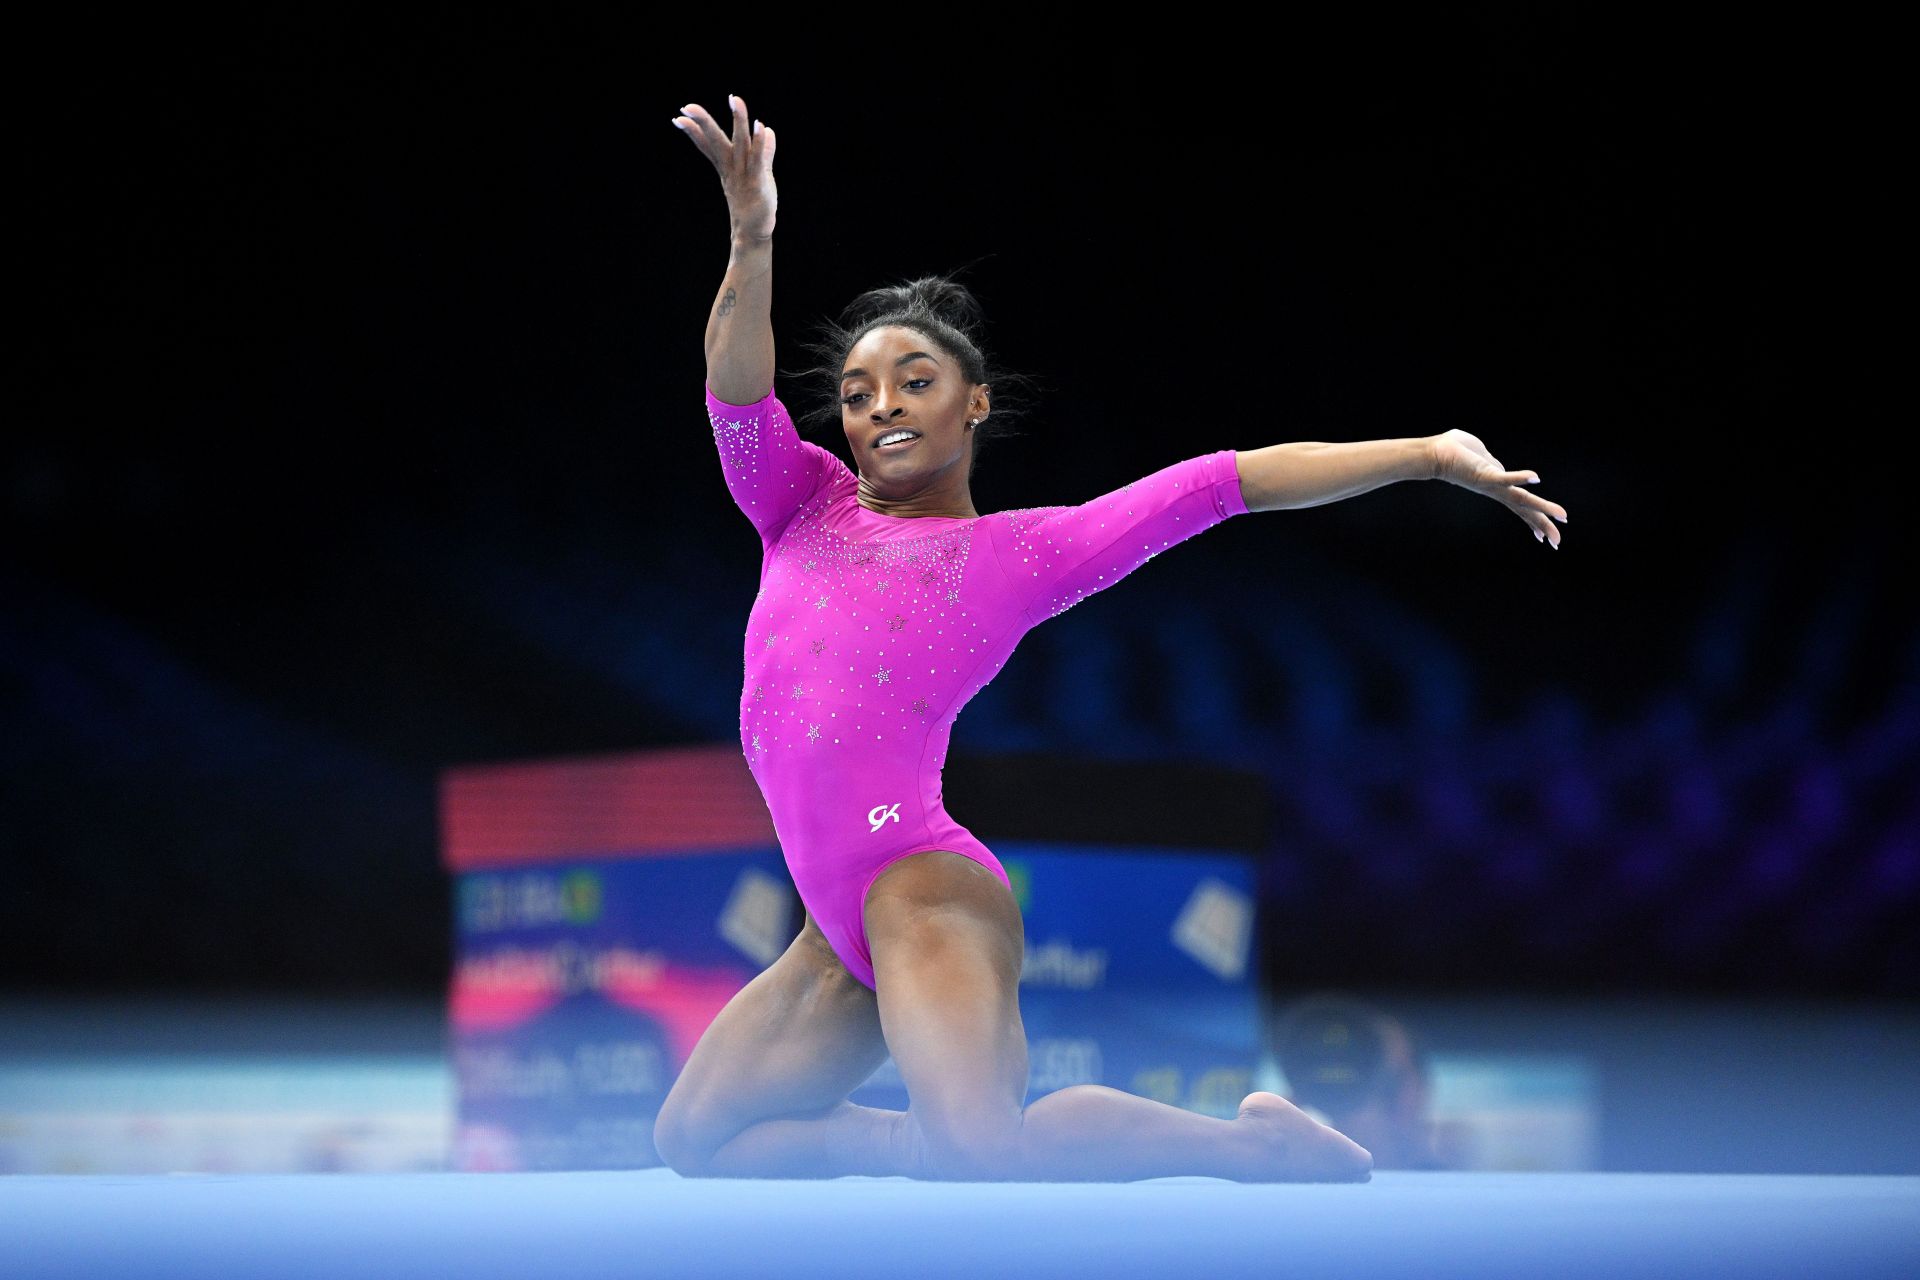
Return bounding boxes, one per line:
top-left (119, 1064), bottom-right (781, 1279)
top-left (672, 94), bottom-right (777, 242)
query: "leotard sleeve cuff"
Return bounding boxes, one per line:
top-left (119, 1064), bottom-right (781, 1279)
top-left (706, 381), bottom-right (780, 411)
top-left (1210, 448), bottom-right (1251, 519)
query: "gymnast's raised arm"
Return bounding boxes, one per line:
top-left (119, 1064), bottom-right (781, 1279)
top-left (675, 95), bottom-right (839, 543)
top-left (672, 94), bottom-right (777, 404)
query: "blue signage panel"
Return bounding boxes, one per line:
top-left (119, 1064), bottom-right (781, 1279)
top-left (447, 848), bottom-right (793, 1171)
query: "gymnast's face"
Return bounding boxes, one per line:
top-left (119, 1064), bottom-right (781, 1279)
top-left (840, 325), bottom-right (989, 490)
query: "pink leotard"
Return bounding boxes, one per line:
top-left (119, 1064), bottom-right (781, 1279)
top-left (708, 381), bottom-right (1249, 989)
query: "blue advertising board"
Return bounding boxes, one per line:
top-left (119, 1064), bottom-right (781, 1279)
top-left (447, 848), bottom-right (794, 1171)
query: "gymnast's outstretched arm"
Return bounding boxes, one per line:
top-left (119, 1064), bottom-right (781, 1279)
top-left (673, 94), bottom-right (777, 405)
top-left (1235, 431), bottom-right (1569, 547)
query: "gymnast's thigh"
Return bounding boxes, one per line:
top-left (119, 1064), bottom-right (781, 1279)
top-left (652, 910), bottom-right (889, 1171)
top-left (864, 850), bottom-right (1029, 1162)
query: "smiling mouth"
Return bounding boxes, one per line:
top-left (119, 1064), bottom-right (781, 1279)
top-left (875, 433), bottom-right (922, 452)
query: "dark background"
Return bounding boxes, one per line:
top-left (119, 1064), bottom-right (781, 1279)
top-left (8, 10), bottom-right (1909, 999)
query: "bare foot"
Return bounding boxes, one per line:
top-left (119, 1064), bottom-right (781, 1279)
top-left (1234, 1092), bottom-right (1374, 1182)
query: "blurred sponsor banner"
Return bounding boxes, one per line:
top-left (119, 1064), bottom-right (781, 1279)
top-left (441, 746), bottom-right (795, 1171)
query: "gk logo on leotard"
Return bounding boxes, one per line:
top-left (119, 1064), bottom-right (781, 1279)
top-left (867, 802), bottom-right (902, 833)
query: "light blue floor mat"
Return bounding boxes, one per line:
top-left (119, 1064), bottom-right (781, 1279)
top-left (2, 1168), bottom-right (1914, 1279)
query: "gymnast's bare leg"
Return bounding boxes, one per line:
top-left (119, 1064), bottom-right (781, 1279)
top-left (653, 856), bottom-right (1371, 1182)
top-left (650, 911), bottom-right (915, 1178)
top-left (860, 851), bottom-right (1371, 1182)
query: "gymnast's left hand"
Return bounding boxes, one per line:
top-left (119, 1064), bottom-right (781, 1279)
top-left (1429, 429), bottom-right (1568, 549)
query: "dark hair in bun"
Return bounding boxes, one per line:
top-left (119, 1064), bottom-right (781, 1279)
top-left (787, 263), bottom-right (1042, 480)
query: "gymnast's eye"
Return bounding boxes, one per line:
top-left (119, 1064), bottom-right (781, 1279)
top-left (905, 378), bottom-right (931, 390)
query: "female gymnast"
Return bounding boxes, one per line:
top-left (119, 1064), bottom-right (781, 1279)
top-left (653, 93), bottom-right (1568, 1184)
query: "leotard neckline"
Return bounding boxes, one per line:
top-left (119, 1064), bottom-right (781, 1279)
top-left (850, 504), bottom-right (980, 524)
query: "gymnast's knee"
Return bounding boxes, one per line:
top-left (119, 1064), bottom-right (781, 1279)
top-left (908, 1109), bottom-right (1025, 1182)
top-left (651, 1099), bottom-right (720, 1177)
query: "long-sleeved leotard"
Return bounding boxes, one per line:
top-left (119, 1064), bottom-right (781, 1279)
top-left (708, 382), bottom-right (1249, 989)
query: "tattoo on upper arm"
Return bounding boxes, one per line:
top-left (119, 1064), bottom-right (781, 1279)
top-left (717, 287), bottom-right (737, 318)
